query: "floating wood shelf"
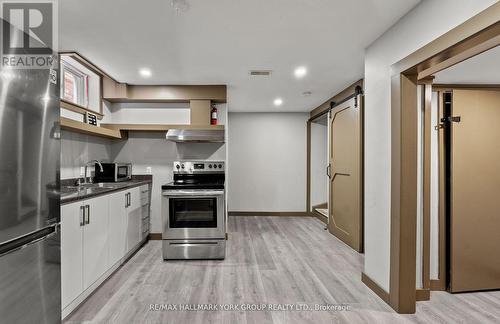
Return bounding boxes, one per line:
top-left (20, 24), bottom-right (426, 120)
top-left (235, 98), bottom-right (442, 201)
top-left (60, 119), bottom-right (224, 140)
top-left (60, 117), bottom-right (124, 139)
top-left (100, 123), bottom-right (224, 132)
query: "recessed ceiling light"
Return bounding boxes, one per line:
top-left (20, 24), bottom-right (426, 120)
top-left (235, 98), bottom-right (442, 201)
top-left (139, 68), bottom-right (152, 78)
top-left (294, 66), bottom-right (307, 79)
top-left (274, 98), bottom-right (283, 106)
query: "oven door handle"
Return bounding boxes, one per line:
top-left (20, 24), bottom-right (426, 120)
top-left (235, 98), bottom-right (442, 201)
top-left (163, 190), bottom-right (224, 196)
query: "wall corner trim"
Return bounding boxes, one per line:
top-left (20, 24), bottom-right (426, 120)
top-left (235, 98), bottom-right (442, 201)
top-left (361, 272), bottom-right (390, 304)
top-left (416, 288), bottom-right (430, 301)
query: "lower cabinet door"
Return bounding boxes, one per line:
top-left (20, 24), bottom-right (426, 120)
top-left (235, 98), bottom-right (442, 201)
top-left (61, 202), bottom-right (84, 308)
top-left (127, 206), bottom-right (142, 253)
top-left (108, 192), bottom-right (127, 267)
top-left (82, 195), bottom-right (110, 289)
top-left (126, 187), bottom-right (142, 252)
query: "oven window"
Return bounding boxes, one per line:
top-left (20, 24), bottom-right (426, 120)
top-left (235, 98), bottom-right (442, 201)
top-left (169, 198), bottom-right (217, 228)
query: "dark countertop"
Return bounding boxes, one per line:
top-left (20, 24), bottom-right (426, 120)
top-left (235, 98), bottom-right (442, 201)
top-left (61, 175), bottom-right (152, 205)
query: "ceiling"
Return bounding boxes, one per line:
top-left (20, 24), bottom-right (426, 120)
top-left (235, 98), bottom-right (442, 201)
top-left (434, 45), bottom-right (500, 84)
top-left (59, 0), bottom-right (420, 112)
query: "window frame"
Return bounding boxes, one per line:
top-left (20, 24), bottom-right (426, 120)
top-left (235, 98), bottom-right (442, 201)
top-left (60, 60), bottom-right (89, 108)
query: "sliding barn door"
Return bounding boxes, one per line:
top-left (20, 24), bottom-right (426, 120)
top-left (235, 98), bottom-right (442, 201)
top-left (450, 89), bottom-right (500, 292)
top-left (328, 95), bottom-right (363, 252)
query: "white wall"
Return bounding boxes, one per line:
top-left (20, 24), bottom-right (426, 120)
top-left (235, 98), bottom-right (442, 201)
top-left (61, 130), bottom-right (113, 179)
top-left (101, 102), bottom-right (191, 125)
top-left (101, 102), bottom-right (227, 126)
top-left (228, 112), bottom-right (308, 212)
top-left (310, 122), bottom-right (328, 208)
top-left (363, 0), bottom-right (497, 291)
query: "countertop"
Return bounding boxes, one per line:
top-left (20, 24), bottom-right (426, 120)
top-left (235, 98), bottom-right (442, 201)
top-left (61, 175), bottom-right (152, 205)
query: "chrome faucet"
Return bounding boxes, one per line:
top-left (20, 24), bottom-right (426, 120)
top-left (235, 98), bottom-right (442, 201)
top-left (77, 160), bottom-right (104, 185)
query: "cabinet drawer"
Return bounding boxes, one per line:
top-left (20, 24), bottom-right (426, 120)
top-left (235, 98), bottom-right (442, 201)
top-left (142, 217), bottom-right (149, 229)
top-left (139, 185), bottom-right (149, 199)
top-left (141, 205), bottom-right (150, 219)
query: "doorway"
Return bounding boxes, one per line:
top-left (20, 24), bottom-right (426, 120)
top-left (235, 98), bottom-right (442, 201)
top-left (307, 84), bottom-right (364, 253)
top-left (427, 46), bottom-right (500, 293)
top-left (310, 114), bottom-right (329, 223)
top-left (388, 12), bottom-right (500, 313)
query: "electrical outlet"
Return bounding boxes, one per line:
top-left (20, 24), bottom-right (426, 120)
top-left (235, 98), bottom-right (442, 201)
top-left (146, 167), bottom-right (152, 174)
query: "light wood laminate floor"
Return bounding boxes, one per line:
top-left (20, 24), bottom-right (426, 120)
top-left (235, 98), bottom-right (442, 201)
top-left (65, 216), bottom-right (500, 324)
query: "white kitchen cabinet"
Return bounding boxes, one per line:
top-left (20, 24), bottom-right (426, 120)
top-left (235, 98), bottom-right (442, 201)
top-left (108, 191), bottom-right (128, 267)
top-left (61, 202), bottom-right (83, 308)
top-left (126, 187), bottom-right (142, 252)
top-left (61, 184), bottom-right (151, 317)
top-left (82, 195), bottom-right (109, 289)
top-left (61, 195), bottom-right (109, 308)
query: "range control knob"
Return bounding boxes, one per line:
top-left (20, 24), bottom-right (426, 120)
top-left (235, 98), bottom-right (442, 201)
top-left (208, 164), bottom-right (212, 168)
top-left (176, 164), bottom-right (180, 169)
top-left (218, 164), bottom-right (222, 169)
top-left (181, 164), bottom-right (185, 169)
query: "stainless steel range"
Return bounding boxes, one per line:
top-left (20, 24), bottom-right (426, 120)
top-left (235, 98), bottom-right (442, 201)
top-left (161, 161), bottom-right (226, 260)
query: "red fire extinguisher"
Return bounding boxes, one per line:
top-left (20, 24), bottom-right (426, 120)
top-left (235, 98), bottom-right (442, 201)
top-left (211, 105), bottom-right (218, 125)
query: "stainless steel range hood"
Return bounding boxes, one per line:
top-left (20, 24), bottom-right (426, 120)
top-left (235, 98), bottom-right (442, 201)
top-left (165, 129), bottom-right (225, 143)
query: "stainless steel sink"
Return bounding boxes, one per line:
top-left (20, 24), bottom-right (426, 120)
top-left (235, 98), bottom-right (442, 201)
top-left (60, 182), bottom-right (123, 199)
top-left (63, 183), bottom-right (119, 190)
top-left (95, 182), bottom-right (129, 189)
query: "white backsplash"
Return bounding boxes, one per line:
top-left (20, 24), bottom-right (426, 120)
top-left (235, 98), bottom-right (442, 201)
top-left (61, 130), bottom-right (113, 179)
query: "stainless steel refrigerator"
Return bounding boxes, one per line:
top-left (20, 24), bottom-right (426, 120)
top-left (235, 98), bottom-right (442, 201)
top-left (0, 21), bottom-right (61, 323)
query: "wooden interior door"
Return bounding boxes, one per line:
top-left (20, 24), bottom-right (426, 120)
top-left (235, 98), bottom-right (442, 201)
top-left (328, 95), bottom-right (363, 252)
top-left (450, 89), bottom-right (500, 292)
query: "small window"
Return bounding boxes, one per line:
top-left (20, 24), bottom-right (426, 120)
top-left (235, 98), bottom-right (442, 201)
top-left (61, 61), bottom-right (88, 107)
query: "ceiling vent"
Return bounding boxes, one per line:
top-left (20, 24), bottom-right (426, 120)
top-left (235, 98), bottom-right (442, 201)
top-left (249, 70), bottom-right (272, 76)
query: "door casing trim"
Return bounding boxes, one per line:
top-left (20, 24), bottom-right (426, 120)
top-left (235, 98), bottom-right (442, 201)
top-left (388, 3), bottom-right (500, 314)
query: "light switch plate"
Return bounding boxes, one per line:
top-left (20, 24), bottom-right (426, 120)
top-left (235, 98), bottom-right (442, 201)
top-left (146, 167), bottom-right (152, 174)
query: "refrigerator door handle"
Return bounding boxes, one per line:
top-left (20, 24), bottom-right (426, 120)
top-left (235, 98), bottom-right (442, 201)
top-left (0, 225), bottom-right (58, 258)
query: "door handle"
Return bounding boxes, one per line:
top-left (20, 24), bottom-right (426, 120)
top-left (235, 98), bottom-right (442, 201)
top-left (0, 225), bottom-right (57, 257)
top-left (163, 190), bottom-right (224, 196)
top-left (125, 193), bottom-right (128, 208)
top-left (127, 193), bottom-right (131, 207)
top-left (80, 205), bottom-right (85, 226)
top-left (326, 164), bottom-right (331, 178)
top-left (85, 205), bottom-right (90, 224)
